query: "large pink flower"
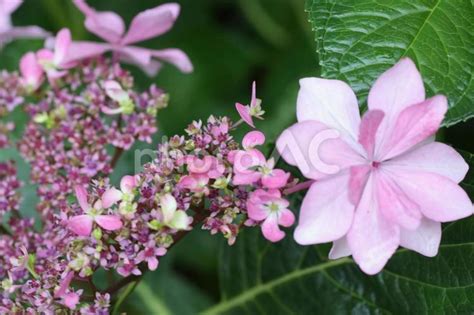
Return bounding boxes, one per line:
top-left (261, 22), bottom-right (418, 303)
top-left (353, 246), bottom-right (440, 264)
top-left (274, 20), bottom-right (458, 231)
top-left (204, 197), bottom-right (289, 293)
top-left (277, 58), bottom-right (473, 274)
top-left (67, 0), bottom-right (193, 76)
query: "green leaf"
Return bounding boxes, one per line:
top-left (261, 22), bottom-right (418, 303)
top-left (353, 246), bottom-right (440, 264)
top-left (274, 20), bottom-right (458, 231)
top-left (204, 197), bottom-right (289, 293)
top-left (206, 220), bottom-right (474, 314)
top-left (306, 0), bottom-right (474, 126)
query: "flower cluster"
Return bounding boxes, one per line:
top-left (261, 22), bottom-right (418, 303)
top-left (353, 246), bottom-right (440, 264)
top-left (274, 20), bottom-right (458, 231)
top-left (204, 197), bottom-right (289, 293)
top-left (0, 161), bottom-right (21, 220)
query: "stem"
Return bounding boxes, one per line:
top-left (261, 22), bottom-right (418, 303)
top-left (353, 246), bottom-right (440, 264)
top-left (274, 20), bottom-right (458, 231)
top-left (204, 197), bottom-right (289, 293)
top-left (231, 119), bottom-right (244, 129)
top-left (110, 148), bottom-right (124, 169)
top-left (283, 180), bottom-right (315, 195)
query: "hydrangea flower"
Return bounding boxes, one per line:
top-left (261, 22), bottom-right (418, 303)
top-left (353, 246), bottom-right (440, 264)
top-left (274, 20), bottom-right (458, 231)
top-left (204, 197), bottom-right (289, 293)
top-left (68, 0), bottom-right (193, 76)
top-left (37, 28), bottom-right (74, 81)
top-left (247, 189), bottom-right (294, 242)
top-left (68, 185), bottom-right (123, 236)
top-left (277, 58), bottom-right (473, 274)
top-left (235, 81), bottom-right (265, 128)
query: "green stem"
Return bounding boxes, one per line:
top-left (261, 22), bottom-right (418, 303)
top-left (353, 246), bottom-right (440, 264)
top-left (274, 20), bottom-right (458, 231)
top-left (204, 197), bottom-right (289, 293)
top-left (112, 281), bottom-right (140, 315)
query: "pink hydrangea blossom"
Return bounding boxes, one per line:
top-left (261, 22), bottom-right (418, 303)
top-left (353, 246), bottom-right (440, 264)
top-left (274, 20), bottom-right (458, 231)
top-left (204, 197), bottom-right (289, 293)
top-left (68, 0), bottom-right (193, 76)
top-left (247, 189), bottom-right (295, 242)
top-left (235, 81), bottom-right (265, 128)
top-left (37, 28), bottom-right (75, 81)
top-left (231, 131), bottom-right (289, 188)
top-left (68, 185), bottom-right (123, 236)
top-left (277, 58), bottom-right (473, 274)
top-left (0, 0), bottom-right (49, 48)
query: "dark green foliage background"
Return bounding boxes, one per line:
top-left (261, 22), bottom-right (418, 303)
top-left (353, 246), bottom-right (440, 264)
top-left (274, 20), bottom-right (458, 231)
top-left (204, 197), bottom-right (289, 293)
top-left (0, 0), bottom-right (473, 313)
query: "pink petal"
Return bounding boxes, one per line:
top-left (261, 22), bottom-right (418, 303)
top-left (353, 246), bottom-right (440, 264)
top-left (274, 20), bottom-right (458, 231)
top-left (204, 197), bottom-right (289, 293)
top-left (232, 172), bottom-right (261, 186)
top-left (2, 26), bottom-right (49, 40)
top-left (368, 58), bottom-right (425, 123)
top-left (368, 58), bottom-right (425, 155)
top-left (232, 149), bottom-right (265, 174)
top-left (328, 237), bottom-right (351, 259)
top-left (379, 95), bottom-right (447, 160)
top-left (1, 0), bottom-right (22, 14)
top-left (101, 106), bottom-right (123, 115)
top-left (347, 176), bottom-right (400, 275)
top-left (63, 41), bottom-right (111, 64)
top-left (261, 215), bottom-right (285, 242)
top-left (121, 3), bottom-right (180, 45)
top-left (54, 271), bottom-right (74, 298)
top-left (278, 208), bottom-right (295, 227)
top-left (150, 48), bottom-right (193, 73)
top-left (95, 215), bottom-right (123, 231)
top-left (148, 257), bottom-right (159, 271)
top-left (20, 52), bottom-right (43, 88)
top-left (36, 48), bottom-right (54, 62)
top-left (388, 169), bottom-right (473, 222)
top-left (73, 0), bottom-right (125, 43)
top-left (242, 130), bottom-right (265, 150)
top-left (74, 186), bottom-right (91, 212)
top-left (385, 142), bottom-right (468, 183)
top-left (68, 215), bottom-right (93, 236)
top-left (261, 169), bottom-right (289, 189)
top-left (120, 175), bottom-right (137, 194)
top-left (399, 217), bottom-right (441, 257)
top-left (117, 46), bottom-right (152, 69)
top-left (277, 121), bottom-right (364, 180)
top-left (250, 81), bottom-right (257, 107)
top-left (235, 103), bottom-right (254, 127)
top-left (101, 187), bottom-right (122, 209)
top-left (63, 292), bottom-right (80, 310)
top-left (247, 201), bottom-right (269, 222)
top-left (358, 110), bottom-right (384, 159)
top-left (53, 28), bottom-right (71, 66)
top-left (294, 175), bottom-right (354, 245)
top-left (348, 165), bottom-right (370, 205)
top-left (374, 170), bottom-right (422, 230)
top-left (296, 78), bottom-right (361, 141)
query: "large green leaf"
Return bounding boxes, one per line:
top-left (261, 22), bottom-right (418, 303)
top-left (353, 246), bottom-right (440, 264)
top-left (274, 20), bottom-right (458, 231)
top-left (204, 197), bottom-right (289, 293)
top-left (306, 0), bottom-right (474, 126)
top-left (205, 217), bottom-right (474, 314)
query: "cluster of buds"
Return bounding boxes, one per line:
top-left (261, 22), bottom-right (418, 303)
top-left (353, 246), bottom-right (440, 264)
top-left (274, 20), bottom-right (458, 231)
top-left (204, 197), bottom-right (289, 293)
top-left (0, 161), bottom-right (21, 220)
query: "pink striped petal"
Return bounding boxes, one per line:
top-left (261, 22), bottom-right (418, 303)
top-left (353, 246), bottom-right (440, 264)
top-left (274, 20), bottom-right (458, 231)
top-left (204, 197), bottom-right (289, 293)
top-left (68, 215), bottom-right (93, 236)
top-left (101, 187), bottom-right (122, 209)
top-left (73, 0), bottom-right (125, 43)
top-left (347, 176), bottom-right (400, 275)
top-left (235, 103), bottom-right (254, 127)
top-left (95, 215), bottom-right (123, 231)
top-left (348, 165), bottom-right (370, 205)
top-left (74, 186), bottom-right (91, 212)
top-left (122, 3), bottom-right (180, 45)
top-left (379, 95), bottom-right (447, 160)
top-left (358, 110), bottom-right (384, 159)
top-left (242, 130), bottom-right (265, 150)
top-left (388, 169), bottom-right (473, 222)
top-left (294, 174), bottom-right (354, 245)
top-left (262, 215), bottom-right (285, 242)
top-left (297, 78), bottom-right (361, 141)
top-left (399, 217), bottom-right (441, 257)
top-left (374, 170), bottom-right (422, 230)
top-left (385, 142), bottom-right (468, 183)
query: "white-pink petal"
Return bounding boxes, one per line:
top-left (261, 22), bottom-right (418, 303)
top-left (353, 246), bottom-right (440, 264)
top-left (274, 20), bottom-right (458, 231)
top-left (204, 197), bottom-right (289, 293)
top-left (150, 48), bottom-right (193, 73)
top-left (120, 175), bottom-right (137, 194)
top-left (68, 214), bottom-right (93, 236)
top-left (385, 142), bottom-right (468, 183)
top-left (101, 187), bottom-right (123, 209)
top-left (347, 176), bottom-right (400, 275)
top-left (388, 169), bottom-right (473, 222)
top-left (53, 28), bottom-right (71, 66)
top-left (95, 215), bottom-right (123, 231)
top-left (328, 237), bottom-right (351, 260)
top-left (262, 215), bottom-right (285, 243)
top-left (278, 208), bottom-right (295, 227)
top-left (294, 174), bottom-right (354, 245)
top-left (379, 95), bottom-right (447, 160)
top-left (399, 217), bottom-right (441, 257)
top-left (242, 130), bottom-right (265, 150)
top-left (296, 77), bottom-right (361, 142)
